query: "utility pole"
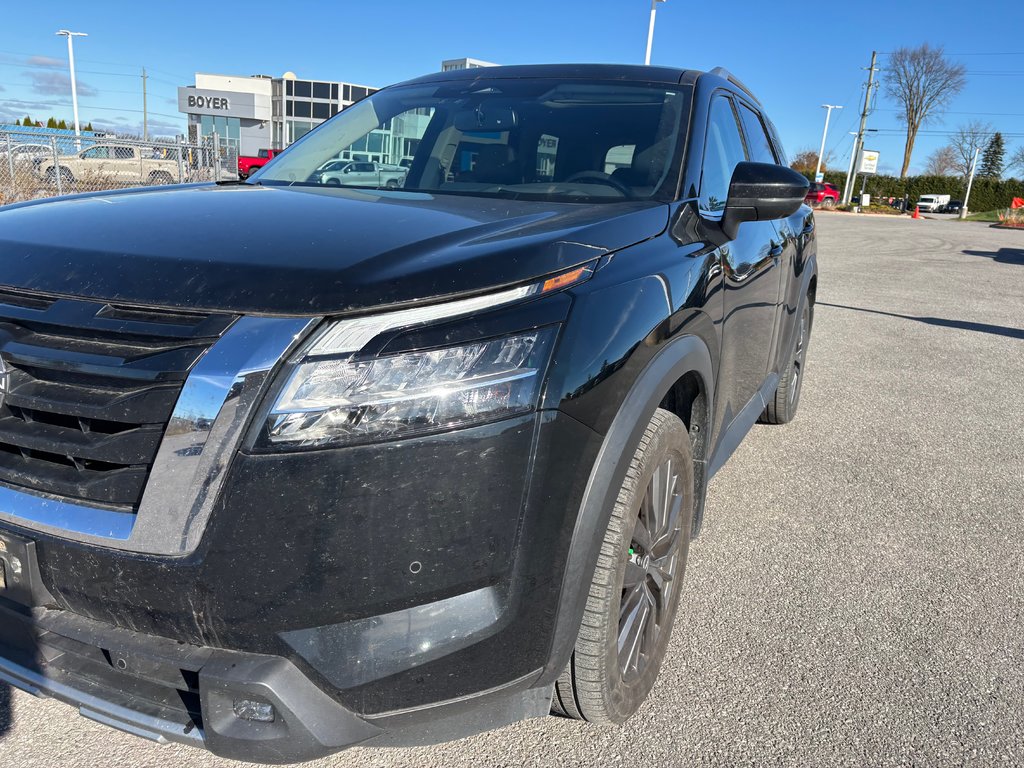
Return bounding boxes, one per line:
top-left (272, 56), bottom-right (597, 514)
top-left (814, 104), bottom-right (843, 182)
top-left (142, 67), bottom-right (149, 141)
top-left (55, 30), bottom-right (87, 149)
top-left (843, 51), bottom-right (878, 205)
top-left (644, 0), bottom-right (667, 65)
top-left (959, 147), bottom-right (981, 220)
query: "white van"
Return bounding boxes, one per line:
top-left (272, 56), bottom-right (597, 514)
top-left (917, 194), bottom-right (951, 213)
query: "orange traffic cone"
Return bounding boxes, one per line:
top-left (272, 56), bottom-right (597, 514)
top-left (912, 206), bottom-right (920, 219)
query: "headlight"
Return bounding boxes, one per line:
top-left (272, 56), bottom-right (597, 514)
top-left (264, 328), bottom-right (556, 448)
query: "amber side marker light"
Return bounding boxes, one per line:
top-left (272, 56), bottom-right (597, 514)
top-left (541, 264), bottom-right (593, 294)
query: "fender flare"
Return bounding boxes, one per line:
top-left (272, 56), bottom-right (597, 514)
top-left (541, 333), bottom-right (714, 683)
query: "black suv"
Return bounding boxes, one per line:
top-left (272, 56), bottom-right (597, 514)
top-left (0, 65), bottom-right (816, 762)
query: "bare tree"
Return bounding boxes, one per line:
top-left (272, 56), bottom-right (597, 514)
top-left (883, 44), bottom-right (967, 177)
top-left (1008, 145), bottom-right (1024, 178)
top-left (923, 145), bottom-right (957, 176)
top-left (949, 120), bottom-right (993, 179)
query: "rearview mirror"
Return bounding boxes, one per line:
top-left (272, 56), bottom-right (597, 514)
top-left (721, 162), bottom-right (810, 240)
top-left (453, 105), bottom-right (518, 133)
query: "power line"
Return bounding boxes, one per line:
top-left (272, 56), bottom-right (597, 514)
top-left (877, 51), bottom-right (1024, 56)
top-left (874, 108), bottom-right (1024, 117)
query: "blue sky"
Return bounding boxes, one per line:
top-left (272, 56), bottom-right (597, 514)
top-left (0, 0), bottom-right (1021, 175)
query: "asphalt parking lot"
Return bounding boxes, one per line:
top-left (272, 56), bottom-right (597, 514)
top-left (1, 213), bottom-right (1023, 767)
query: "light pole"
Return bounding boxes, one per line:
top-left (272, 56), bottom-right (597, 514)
top-left (814, 104), bottom-right (842, 182)
top-left (55, 30), bottom-right (87, 145)
top-left (959, 147), bottom-right (981, 220)
top-left (644, 0), bottom-right (667, 66)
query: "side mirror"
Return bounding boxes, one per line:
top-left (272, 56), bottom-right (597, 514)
top-left (721, 162), bottom-right (810, 240)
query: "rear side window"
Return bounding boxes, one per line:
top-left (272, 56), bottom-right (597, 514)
top-left (701, 95), bottom-right (748, 213)
top-left (738, 104), bottom-right (778, 165)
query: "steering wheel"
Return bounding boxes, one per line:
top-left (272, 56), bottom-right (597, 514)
top-left (563, 170), bottom-right (631, 196)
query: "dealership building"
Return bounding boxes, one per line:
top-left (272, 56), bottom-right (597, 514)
top-left (178, 60), bottom-right (498, 158)
top-left (177, 72), bottom-right (380, 156)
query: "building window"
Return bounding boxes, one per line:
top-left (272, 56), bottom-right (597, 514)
top-left (313, 82), bottom-right (330, 100)
top-left (343, 84), bottom-right (351, 102)
top-left (293, 101), bottom-right (311, 118)
top-left (286, 80), bottom-right (293, 96)
top-left (331, 83), bottom-right (339, 100)
top-left (313, 102), bottom-right (330, 120)
top-left (294, 81), bottom-right (311, 98)
top-left (288, 120), bottom-right (314, 143)
top-left (351, 86), bottom-right (368, 101)
top-left (286, 101), bottom-right (293, 117)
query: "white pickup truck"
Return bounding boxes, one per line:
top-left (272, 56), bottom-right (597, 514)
top-left (917, 194), bottom-right (951, 213)
top-left (314, 160), bottom-right (408, 189)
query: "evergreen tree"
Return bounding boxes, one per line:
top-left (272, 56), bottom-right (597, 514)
top-left (23, 116), bottom-right (32, 127)
top-left (57, 119), bottom-right (68, 130)
top-left (46, 117), bottom-right (58, 129)
top-left (979, 132), bottom-right (1005, 178)
top-left (12, 118), bottom-right (20, 126)
top-left (83, 122), bottom-right (93, 132)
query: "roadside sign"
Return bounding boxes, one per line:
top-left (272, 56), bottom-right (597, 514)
top-left (814, 172), bottom-right (824, 183)
top-left (858, 149), bottom-right (880, 175)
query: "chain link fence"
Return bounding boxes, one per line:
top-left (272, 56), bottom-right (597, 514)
top-left (0, 129), bottom-right (239, 206)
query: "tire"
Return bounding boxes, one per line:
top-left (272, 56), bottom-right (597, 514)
top-left (45, 167), bottom-right (75, 186)
top-left (325, 177), bottom-right (341, 187)
top-left (822, 197), bottom-right (836, 209)
top-left (385, 179), bottom-right (399, 189)
top-left (553, 408), bottom-right (694, 724)
top-left (148, 171), bottom-right (173, 186)
top-left (761, 295), bottom-right (813, 424)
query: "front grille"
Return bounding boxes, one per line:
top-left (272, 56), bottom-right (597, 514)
top-left (0, 290), bottom-right (235, 510)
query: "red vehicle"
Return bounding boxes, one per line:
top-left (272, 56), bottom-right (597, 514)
top-left (805, 181), bottom-right (840, 208)
top-left (238, 148), bottom-right (283, 178)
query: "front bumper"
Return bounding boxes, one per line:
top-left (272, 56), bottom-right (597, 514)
top-left (0, 600), bottom-right (552, 763)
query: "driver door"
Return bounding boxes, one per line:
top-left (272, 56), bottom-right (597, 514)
top-left (701, 94), bottom-right (784, 436)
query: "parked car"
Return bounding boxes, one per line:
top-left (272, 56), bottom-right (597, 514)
top-left (35, 143), bottom-right (179, 186)
top-left (238, 148), bottom-right (284, 178)
top-left (942, 199), bottom-right (963, 214)
top-left (310, 159), bottom-right (408, 188)
top-left (0, 64), bottom-right (816, 763)
top-left (916, 193), bottom-right (950, 213)
top-left (0, 142), bottom-right (52, 166)
top-left (805, 181), bottom-right (840, 208)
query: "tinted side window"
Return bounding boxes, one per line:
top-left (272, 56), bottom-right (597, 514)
top-left (738, 104), bottom-right (778, 165)
top-left (701, 96), bottom-right (747, 213)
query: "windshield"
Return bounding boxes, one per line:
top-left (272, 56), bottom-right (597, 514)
top-left (254, 78), bottom-right (691, 203)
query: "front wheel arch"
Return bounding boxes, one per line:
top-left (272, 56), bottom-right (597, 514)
top-left (541, 334), bottom-right (714, 687)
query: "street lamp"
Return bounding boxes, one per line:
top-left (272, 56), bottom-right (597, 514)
top-left (644, 0), bottom-right (667, 66)
top-left (814, 104), bottom-right (842, 182)
top-left (55, 30), bottom-right (87, 143)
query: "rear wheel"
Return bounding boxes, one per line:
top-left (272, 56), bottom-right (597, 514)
top-left (148, 171), bottom-right (173, 185)
top-left (553, 408), bottom-right (694, 724)
top-left (821, 196), bottom-right (836, 209)
top-left (762, 295), bottom-right (813, 424)
top-left (325, 177), bottom-right (341, 187)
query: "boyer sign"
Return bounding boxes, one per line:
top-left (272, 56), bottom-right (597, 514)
top-left (177, 87), bottom-right (257, 119)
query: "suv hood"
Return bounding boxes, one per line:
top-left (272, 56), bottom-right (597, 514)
top-left (0, 183), bottom-right (668, 315)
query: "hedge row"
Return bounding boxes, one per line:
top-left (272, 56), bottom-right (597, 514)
top-left (800, 170), bottom-right (1024, 213)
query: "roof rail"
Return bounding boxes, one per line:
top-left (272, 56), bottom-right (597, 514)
top-left (707, 66), bottom-right (761, 105)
